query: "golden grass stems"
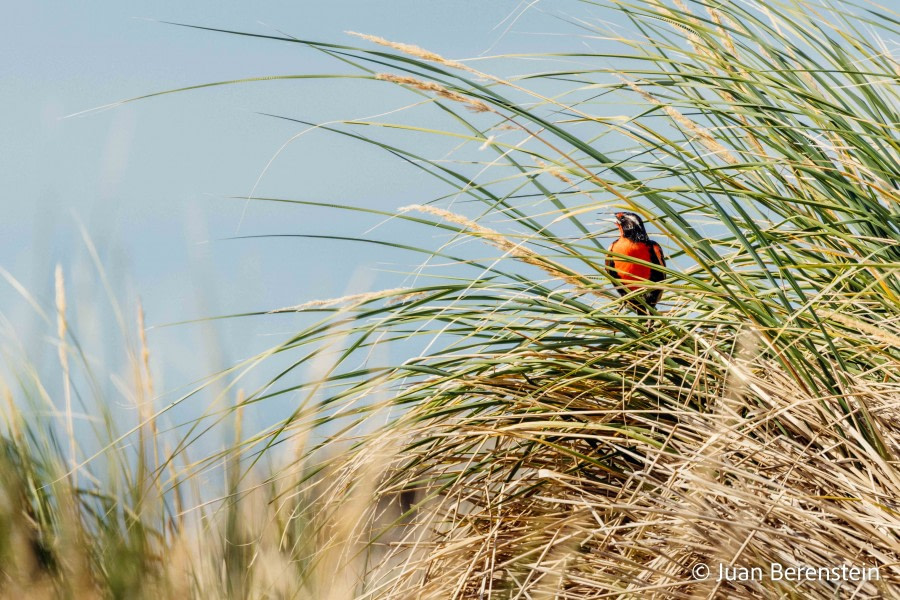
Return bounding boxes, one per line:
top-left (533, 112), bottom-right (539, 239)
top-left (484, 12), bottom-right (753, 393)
top-left (136, 300), bottom-right (160, 490)
top-left (336, 331), bottom-right (899, 597)
top-left (54, 265), bottom-right (76, 471)
top-left (375, 73), bottom-right (490, 113)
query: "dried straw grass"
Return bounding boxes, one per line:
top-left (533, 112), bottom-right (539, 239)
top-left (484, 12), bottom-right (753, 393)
top-left (320, 326), bottom-right (900, 599)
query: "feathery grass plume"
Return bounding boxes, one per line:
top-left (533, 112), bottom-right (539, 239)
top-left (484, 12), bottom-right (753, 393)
top-left (399, 204), bottom-right (604, 298)
top-left (375, 73), bottom-right (490, 112)
top-left (269, 287), bottom-right (414, 313)
top-left (54, 264), bottom-right (76, 471)
top-left (706, 5), bottom-right (737, 58)
top-left (385, 289), bottom-right (433, 306)
top-left (137, 300), bottom-right (155, 402)
top-left (534, 158), bottom-right (574, 185)
top-left (823, 310), bottom-right (900, 349)
top-left (347, 32), bottom-right (471, 72)
top-left (135, 300), bottom-right (160, 493)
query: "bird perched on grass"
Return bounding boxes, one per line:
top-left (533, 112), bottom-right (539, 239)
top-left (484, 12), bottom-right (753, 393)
top-left (605, 212), bottom-right (666, 314)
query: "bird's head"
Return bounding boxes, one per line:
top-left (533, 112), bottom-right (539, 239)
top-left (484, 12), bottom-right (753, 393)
top-left (614, 212), bottom-right (649, 241)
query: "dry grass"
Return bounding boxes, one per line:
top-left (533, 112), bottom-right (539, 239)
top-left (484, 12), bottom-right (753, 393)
top-left (327, 330), bottom-right (900, 598)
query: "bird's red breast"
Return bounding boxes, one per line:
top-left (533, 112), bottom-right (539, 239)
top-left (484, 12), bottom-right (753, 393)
top-left (611, 237), bottom-right (652, 288)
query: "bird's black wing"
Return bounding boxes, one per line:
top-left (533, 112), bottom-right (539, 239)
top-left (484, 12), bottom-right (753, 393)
top-left (645, 241), bottom-right (666, 308)
top-left (648, 241), bottom-right (666, 282)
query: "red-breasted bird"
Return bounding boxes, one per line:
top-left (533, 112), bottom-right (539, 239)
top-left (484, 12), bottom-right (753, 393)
top-left (605, 212), bottom-right (666, 314)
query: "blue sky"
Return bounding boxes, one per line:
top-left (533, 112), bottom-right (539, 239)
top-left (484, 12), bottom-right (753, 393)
top-left (2, 4), bottom-right (517, 358)
top-left (1, 1), bottom-right (629, 451)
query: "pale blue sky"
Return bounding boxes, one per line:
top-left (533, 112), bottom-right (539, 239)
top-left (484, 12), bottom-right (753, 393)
top-left (1, 1), bottom-right (625, 449)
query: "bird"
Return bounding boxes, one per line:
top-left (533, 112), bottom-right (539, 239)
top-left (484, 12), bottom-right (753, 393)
top-left (605, 212), bottom-right (666, 314)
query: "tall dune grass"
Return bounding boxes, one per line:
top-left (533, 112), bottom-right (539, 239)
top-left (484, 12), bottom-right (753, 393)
top-left (3, 0), bottom-right (899, 597)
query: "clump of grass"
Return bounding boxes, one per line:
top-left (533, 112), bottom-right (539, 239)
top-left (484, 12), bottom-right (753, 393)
top-left (228, 0), bottom-right (898, 597)
top-left (0, 270), bottom-right (392, 598)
